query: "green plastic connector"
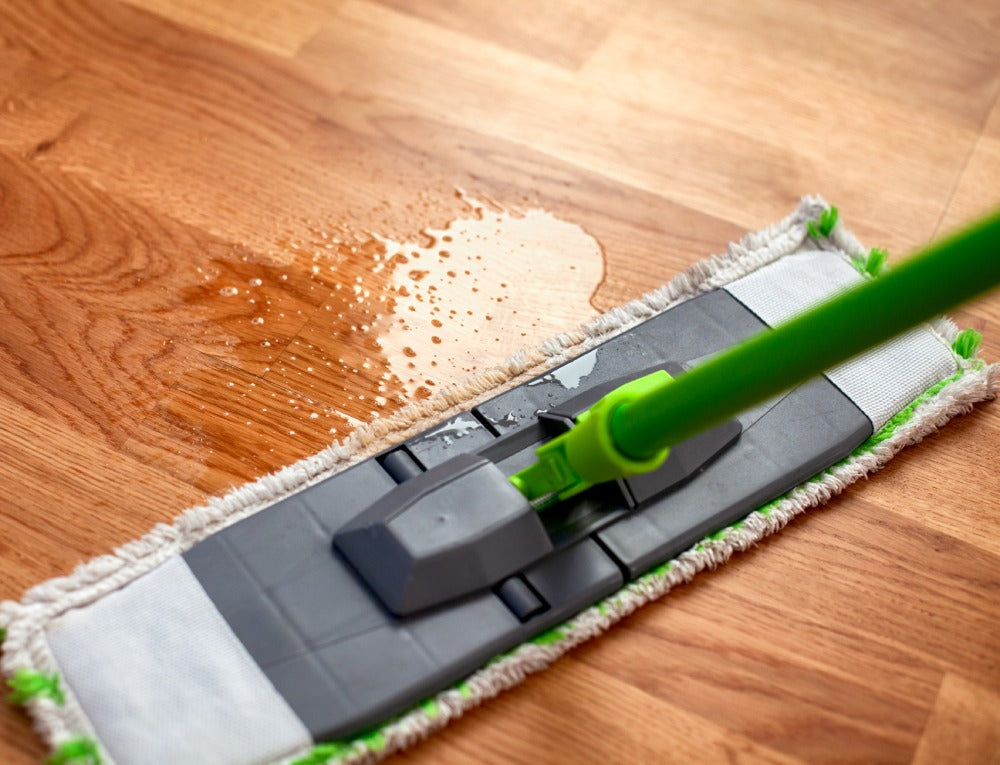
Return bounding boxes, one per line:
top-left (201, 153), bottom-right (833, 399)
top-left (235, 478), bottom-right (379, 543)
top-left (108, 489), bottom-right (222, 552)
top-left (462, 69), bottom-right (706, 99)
top-left (509, 371), bottom-right (673, 502)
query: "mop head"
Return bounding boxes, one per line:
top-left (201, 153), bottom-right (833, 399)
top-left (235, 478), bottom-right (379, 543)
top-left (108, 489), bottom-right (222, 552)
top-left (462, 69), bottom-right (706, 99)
top-left (2, 198), bottom-right (996, 765)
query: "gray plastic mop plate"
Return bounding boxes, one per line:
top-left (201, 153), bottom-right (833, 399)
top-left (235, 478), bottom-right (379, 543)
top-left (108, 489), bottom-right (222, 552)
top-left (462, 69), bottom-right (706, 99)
top-left (184, 288), bottom-right (872, 741)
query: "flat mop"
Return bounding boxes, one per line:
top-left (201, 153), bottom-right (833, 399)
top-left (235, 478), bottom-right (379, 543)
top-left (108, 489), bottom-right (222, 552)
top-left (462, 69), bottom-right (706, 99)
top-left (2, 199), bottom-right (997, 765)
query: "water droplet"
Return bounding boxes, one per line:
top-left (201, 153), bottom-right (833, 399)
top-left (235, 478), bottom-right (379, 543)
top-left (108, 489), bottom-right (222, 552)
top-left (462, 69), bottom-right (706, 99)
top-left (251, 317), bottom-right (265, 325)
top-left (219, 286), bottom-right (239, 297)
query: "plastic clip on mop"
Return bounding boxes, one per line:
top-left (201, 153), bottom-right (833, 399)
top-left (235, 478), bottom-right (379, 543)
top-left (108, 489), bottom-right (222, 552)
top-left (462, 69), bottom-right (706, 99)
top-left (511, 207), bottom-right (1000, 505)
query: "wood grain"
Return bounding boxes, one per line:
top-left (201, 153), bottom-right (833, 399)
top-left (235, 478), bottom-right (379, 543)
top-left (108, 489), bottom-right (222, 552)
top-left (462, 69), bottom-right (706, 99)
top-left (1, 1), bottom-right (998, 763)
top-left (911, 673), bottom-right (1000, 765)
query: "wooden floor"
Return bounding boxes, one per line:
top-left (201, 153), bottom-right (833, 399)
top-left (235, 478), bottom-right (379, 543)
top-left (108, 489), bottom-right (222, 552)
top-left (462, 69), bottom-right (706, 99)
top-left (2, 1), bottom-right (999, 762)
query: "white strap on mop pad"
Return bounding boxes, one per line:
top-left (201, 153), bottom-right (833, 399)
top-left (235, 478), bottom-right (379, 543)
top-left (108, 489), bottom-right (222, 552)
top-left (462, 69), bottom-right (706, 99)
top-left (46, 557), bottom-right (311, 765)
top-left (724, 250), bottom-right (958, 430)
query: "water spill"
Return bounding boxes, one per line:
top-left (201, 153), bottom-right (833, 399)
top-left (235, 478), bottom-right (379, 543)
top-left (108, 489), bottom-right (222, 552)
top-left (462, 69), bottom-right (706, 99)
top-left (527, 350), bottom-right (598, 390)
top-left (137, 192), bottom-right (606, 495)
top-left (484, 410), bottom-right (522, 430)
top-left (152, 361), bottom-right (351, 491)
top-left (251, 195), bottom-right (604, 434)
top-left (371, 196), bottom-right (604, 399)
top-left (412, 414), bottom-right (483, 447)
top-left (177, 246), bottom-right (346, 378)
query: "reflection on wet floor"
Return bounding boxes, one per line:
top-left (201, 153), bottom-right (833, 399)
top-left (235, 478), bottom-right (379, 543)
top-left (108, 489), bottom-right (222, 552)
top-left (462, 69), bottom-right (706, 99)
top-left (155, 194), bottom-right (605, 491)
top-left (264, 195), bottom-right (606, 427)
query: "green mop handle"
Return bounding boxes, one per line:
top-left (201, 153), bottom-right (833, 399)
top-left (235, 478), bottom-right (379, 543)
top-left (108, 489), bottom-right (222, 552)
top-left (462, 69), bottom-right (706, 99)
top-left (510, 207), bottom-right (1000, 502)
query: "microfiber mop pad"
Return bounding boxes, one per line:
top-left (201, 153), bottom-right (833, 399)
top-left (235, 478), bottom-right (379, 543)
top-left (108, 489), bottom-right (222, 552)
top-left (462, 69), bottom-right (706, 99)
top-left (1, 198), bottom-right (996, 765)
